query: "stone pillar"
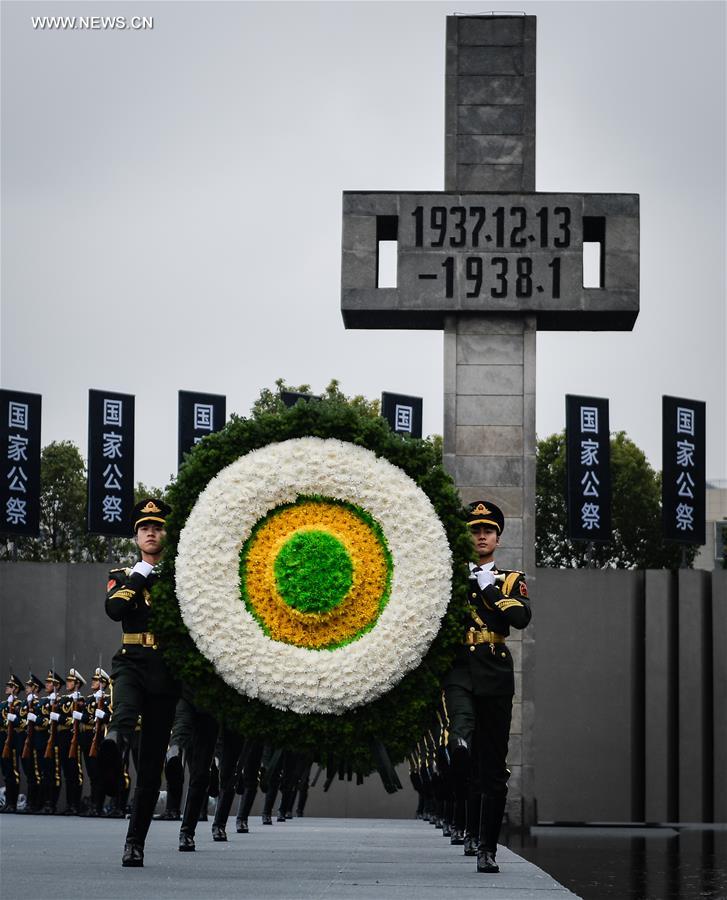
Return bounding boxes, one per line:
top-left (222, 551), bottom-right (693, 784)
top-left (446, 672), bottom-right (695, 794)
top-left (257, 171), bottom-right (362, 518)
top-left (442, 14), bottom-right (537, 825)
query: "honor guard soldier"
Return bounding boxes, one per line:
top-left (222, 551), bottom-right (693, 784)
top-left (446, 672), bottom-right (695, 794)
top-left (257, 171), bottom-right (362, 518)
top-left (57, 667), bottom-right (87, 815)
top-left (100, 498), bottom-right (180, 867)
top-left (443, 501), bottom-right (531, 874)
top-left (82, 667), bottom-right (112, 816)
top-left (37, 670), bottom-right (64, 813)
top-left (1, 674), bottom-right (25, 812)
top-left (20, 673), bottom-right (45, 813)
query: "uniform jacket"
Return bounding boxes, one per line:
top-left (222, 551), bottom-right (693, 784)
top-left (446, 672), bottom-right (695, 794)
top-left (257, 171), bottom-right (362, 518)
top-left (443, 563), bottom-right (531, 697)
top-left (106, 567), bottom-right (178, 695)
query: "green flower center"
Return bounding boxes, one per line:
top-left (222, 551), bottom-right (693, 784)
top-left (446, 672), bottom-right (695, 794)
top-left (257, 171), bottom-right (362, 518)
top-left (273, 530), bottom-right (353, 614)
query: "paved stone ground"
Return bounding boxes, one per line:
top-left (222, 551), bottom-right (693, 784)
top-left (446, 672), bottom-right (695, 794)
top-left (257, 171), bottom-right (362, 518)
top-left (0, 815), bottom-right (580, 900)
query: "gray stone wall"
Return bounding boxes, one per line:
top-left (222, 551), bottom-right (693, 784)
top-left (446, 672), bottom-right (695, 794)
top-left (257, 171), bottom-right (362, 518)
top-left (535, 568), bottom-right (725, 824)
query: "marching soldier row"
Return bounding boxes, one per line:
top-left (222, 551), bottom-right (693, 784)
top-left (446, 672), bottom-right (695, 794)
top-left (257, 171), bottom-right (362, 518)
top-left (0, 665), bottom-right (116, 816)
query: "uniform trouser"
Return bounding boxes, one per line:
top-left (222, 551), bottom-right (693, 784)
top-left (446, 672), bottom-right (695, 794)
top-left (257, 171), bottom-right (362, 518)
top-left (279, 753), bottom-right (308, 815)
top-left (444, 686), bottom-right (512, 794)
top-left (20, 742), bottom-right (43, 810)
top-left (444, 684), bottom-right (512, 845)
top-left (262, 751), bottom-right (305, 817)
top-left (213, 728), bottom-right (245, 828)
top-left (57, 732), bottom-right (83, 810)
top-left (296, 762), bottom-right (312, 815)
top-left (1, 743), bottom-right (20, 807)
top-left (235, 740), bottom-right (263, 821)
top-left (179, 710), bottom-right (218, 837)
top-left (123, 694), bottom-right (178, 846)
top-left (40, 744), bottom-right (62, 809)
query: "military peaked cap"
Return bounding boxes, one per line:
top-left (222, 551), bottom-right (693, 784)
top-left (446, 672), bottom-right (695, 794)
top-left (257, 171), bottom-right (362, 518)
top-left (466, 500), bottom-right (505, 535)
top-left (46, 670), bottom-right (63, 685)
top-left (25, 673), bottom-right (43, 691)
top-left (6, 673), bottom-right (23, 692)
top-left (132, 498), bottom-right (171, 532)
top-left (93, 667), bottom-right (110, 684)
top-left (66, 667), bottom-right (86, 687)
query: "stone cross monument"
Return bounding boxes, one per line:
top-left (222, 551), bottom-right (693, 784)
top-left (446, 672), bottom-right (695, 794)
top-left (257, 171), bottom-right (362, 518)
top-left (340, 14), bottom-right (639, 823)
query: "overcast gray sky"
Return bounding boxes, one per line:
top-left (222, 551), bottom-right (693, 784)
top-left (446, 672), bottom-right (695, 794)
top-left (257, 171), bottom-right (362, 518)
top-left (2, 0), bottom-right (725, 487)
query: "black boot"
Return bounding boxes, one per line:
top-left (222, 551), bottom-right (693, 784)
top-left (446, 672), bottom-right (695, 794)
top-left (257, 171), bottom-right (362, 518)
top-left (476, 792), bottom-right (507, 874)
top-left (123, 789), bottom-right (159, 867)
top-left (178, 831), bottom-right (196, 852)
top-left (122, 842), bottom-right (144, 867)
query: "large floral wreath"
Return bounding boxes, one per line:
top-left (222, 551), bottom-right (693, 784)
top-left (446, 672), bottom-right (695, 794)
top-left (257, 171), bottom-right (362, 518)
top-left (152, 399), bottom-right (471, 774)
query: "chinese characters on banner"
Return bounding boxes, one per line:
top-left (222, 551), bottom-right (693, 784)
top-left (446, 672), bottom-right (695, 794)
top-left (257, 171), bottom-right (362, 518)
top-left (381, 392), bottom-right (423, 439)
top-left (178, 391), bottom-right (226, 469)
top-left (0, 390), bottom-right (41, 536)
top-left (662, 396), bottom-right (705, 544)
top-left (87, 390), bottom-right (134, 536)
top-left (566, 395), bottom-right (611, 542)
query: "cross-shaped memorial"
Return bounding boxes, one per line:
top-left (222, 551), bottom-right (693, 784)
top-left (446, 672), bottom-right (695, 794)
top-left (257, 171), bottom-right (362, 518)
top-left (340, 14), bottom-right (639, 823)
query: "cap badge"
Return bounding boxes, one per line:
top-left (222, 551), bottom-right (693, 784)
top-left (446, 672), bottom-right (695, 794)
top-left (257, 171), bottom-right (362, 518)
top-left (141, 501), bottom-right (162, 514)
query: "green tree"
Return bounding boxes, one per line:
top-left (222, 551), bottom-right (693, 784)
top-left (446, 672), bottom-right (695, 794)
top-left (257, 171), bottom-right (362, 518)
top-left (536, 430), bottom-right (698, 569)
top-left (1, 441), bottom-right (106, 562)
top-left (251, 378), bottom-right (380, 420)
top-left (1, 442), bottom-right (169, 564)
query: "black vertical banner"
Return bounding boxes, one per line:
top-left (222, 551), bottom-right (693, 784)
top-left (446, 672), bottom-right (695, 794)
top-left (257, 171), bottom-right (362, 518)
top-left (566, 395), bottom-right (611, 542)
top-left (662, 396), bottom-right (705, 544)
top-left (178, 391), bottom-right (226, 468)
top-left (381, 392), bottom-right (423, 438)
top-left (87, 390), bottom-right (135, 536)
top-left (0, 390), bottom-right (42, 537)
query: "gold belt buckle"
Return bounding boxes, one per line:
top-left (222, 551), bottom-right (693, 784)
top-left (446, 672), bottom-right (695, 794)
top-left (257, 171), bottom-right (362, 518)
top-left (141, 632), bottom-right (156, 647)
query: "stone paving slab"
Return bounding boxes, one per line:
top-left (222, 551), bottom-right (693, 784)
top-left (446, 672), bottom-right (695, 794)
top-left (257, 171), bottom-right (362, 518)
top-left (0, 816), bottom-right (580, 900)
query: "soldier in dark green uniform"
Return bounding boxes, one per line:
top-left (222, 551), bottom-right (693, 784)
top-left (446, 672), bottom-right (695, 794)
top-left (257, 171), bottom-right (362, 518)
top-left (100, 498), bottom-right (180, 867)
top-left (57, 667), bottom-right (87, 815)
top-left (1, 674), bottom-right (24, 812)
top-left (443, 501), bottom-right (531, 874)
top-left (37, 670), bottom-right (64, 813)
top-left (19, 674), bottom-right (44, 813)
top-left (81, 667), bottom-right (111, 816)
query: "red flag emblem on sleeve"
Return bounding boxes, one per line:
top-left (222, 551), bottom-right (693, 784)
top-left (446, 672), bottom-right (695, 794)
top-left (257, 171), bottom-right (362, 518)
top-left (107, 579), bottom-right (116, 592)
top-left (519, 581), bottom-right (528, 597)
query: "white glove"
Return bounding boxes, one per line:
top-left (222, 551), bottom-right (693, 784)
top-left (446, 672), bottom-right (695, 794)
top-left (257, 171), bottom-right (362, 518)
top-left (132, 560), bottom-right (154, 578)
top-left (72, 710), bottom-right (83, 721)
top-left (26, 693), bottom-right (35, 702)
top-left (27, 713), bottom-right (37, 723)
top-left (71, 691), bottom-right (81, 700)
top-left (94, 690), bottom-right (104, 700)
top-left (49, 692), bottom-right (57, 701)
top-left (50, 711), bottom-right (60, 722)
top-left (94, 709), bottom-right (106, 720)
top-left (476, 569), bottom-right (496, 590)
top-left (7, 713), bottom-right (17, 723)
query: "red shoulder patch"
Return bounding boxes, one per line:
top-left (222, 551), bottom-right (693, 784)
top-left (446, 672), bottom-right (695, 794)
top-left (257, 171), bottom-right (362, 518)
top-left (107, 579), bottom-right (116, 592)
top-left (519, 581), bottom-right (528, 597)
